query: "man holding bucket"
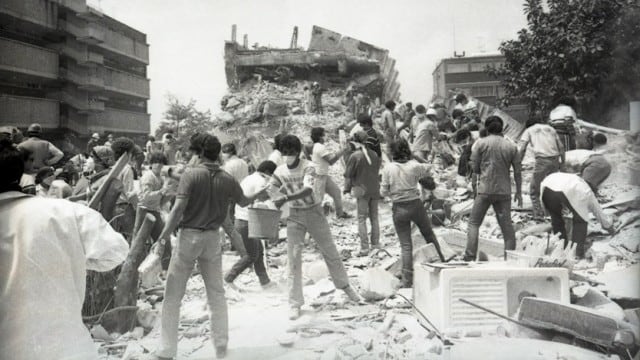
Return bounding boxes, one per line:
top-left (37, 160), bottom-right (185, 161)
top-left (269, 135), bottom-right (361, 320)
top-left (224, 160), bottom-right (277, 287)
top-left (154, 133), bottom-right (267, 359)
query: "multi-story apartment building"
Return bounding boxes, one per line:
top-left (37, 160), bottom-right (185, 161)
top-left (432, 54), bottom-right (528, 123)
top-left (0, 0), bottom-right (150, 146)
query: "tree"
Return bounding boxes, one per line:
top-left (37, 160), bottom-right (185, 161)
top-left (488, 0), bottom-right (640, 124)
top-left (157, 94), bottom-right (214, 149)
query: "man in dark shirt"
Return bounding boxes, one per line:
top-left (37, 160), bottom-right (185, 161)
top-left (464, 116), bottom-right (522, 261)
top-left (154, 133), bottom-right (266, 359)
top-left (344, 131), bottom-right (382, 256)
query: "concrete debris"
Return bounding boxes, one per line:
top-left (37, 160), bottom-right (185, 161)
top-left (595, 263), bottom-right (640, 300)
top-left (358, 267), bottom-right (399, 301)
top-left (518, 297), bottom-right (639, 349)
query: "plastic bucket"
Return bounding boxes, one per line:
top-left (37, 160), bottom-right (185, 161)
top-left (248, 207), bottom-right (282, 238)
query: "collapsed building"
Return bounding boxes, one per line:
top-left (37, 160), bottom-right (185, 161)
top-left (224, 25), bottom-right (400, 103)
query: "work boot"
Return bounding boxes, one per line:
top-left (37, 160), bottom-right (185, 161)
top-left (358, 248), bottom-right (369, 257)
top-left (289, 306), bottom-right (301, 320)
top-left (342, 285), bottom-right (362, 302)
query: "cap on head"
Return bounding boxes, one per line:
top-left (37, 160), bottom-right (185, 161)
top-left (27, 123), bottom-right (42, 135)
top-left (92, 133), bottom-right (100, 139)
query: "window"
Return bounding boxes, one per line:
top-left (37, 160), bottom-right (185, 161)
top-left (470, 62), bottom-right (494, 72)
top-left (471, 86), bottom-right (494, 97)
top-left (446, 63), bottom-right (469, 73)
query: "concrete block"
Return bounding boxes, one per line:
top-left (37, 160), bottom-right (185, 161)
top-left (359, 267), bottom-right (399, 301)
top-left (518, 297), bottom-right (621, 347)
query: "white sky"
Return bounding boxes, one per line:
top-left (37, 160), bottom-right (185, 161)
top-left (94, 0), bottom-right (527, 130)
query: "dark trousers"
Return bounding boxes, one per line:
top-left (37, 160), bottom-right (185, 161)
top-left (134, 207), bottom-right (172, 269)
top-left (224, 219), bottom-right (270, 285)
top-left (392, 199), bottom-right (444, 286)
top-left (541, 188), bottom-right (588, 258)
top-left (465, 194), bottom-right (516, 259)
top-left (530, 156), bottom-right (560, 215)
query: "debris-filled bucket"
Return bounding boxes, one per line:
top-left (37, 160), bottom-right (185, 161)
top-left (248, 207), bottom-right (282, 238)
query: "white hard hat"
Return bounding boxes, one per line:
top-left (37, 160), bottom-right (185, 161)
top-left (92, 133), bottom-right (100, 139)
top-left (426, 108), bottom-right (437, 116)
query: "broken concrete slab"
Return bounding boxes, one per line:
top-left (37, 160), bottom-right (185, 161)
top-left (263, 101), bottom-right (289, 117)
top-left (518, 297), bottom-right (638, 349)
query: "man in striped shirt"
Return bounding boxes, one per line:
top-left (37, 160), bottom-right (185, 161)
top-left (270, 135), bottom-right (361, 320)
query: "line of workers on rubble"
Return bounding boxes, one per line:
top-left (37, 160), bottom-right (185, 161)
top-left (0, 93), bottom-right (616, 359)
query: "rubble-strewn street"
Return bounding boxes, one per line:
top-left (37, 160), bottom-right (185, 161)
top-left (1, 1), bottom-right (639, 360)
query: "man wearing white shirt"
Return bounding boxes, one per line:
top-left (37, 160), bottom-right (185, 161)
top-left (541, 172), bottom-right (614, 258)
top-left (0, 139), bottom-right (129, 360)
top-left (310, 127), bottom-right (350, 218)
top-left (224, 160), bottom-right (276, 286)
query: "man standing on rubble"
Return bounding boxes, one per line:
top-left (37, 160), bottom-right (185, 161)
top-left (154, 133), bottom-right (267, 359)
top-left (464, 115), bottom-right (522, 261)
top-left (518, 117), bottom-right (565, 219)
top-left (381, 101), bottom-right (397, 150)
top-left (381, 138), bottom-right (445, 287)
top-left (270, 135), bottom-right (361, 320)
top-left (310, 127), bottom-right (350, 219)
top-left (344, 131), bottom-right (382, 256)
top-left (0, 138), bottom-right (129, 360)
top-left (311, 82), bottom-right (323, 114)
top-left (412, 108), bottom-right (439, 163)
top-left (17, 123), bottom-right (63, 175)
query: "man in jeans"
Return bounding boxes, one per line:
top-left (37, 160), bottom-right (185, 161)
top-left (224, 160), bottom-right (277, 287)
top-left (310, 127), bottom-right (350, 218)
top-left (464, 116), bottom-right (523, 261)
top-left (518, 117), bottom-right (565, 219)
top-left (154, 134), bottom-right (266, 359)
top-left (270, 135), bottom-right (360, 320)
top-left (344, 131), bottom-right (381, 256)
top-left (381, 138), bottom-right (445, 287)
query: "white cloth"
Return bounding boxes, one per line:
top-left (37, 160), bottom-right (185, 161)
top-left (0, 191), bottom-right (128, 360)
top-left (223, 156), bottom-right (249, 183)
top-left (311, 142), bottom-right (331, 175)
top-left (235, 172), bottom-right (269, 221)
top-left (549, 104), bottom-right (577, 121)
top-left (540, 173), bottom-right (611, 228)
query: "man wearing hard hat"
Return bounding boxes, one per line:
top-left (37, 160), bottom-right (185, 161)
top-left (17, 123), bottom-right (63, 175)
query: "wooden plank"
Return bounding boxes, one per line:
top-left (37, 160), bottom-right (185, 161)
top-left (88, 152), bottom-right (131, 210)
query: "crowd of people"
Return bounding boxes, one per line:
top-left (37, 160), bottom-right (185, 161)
top-left (0, 91), bottom-right (618, 359)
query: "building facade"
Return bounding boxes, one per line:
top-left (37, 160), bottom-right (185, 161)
top-left (0, 0), bottom-right (150, 146)
top-left (432, 54), bottom-right (528, 123)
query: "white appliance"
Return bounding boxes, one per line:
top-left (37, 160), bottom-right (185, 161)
top-left (413, 263), bottom-right (570, 333)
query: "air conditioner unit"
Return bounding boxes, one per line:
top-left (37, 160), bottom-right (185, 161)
top-left (413, 264), bottom-right (570, 334)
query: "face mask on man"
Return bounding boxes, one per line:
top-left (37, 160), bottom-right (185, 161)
top-left (284, 155), bottom-right (297, 166)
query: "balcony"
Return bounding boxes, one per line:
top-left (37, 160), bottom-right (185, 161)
top-left (53, 86), bottom-right (105, 113)
top-left (0, 37), bottom-right (58, 80)
top-left (0, 0), bottom-right (58, 30)
top-left (53, 38), bottom-right (103, 66)
top-left (103, 67), bottom-right (149, 99)
top-left (98, 26), bottom-right (149, 64)
top-left (0, 95), bottom-right (59, 128)
top-left (61, 62), bottom-right (104, 91)
top-left (87, 107), bottom-right (150, 134)
top-left (60, 17), bottom-right (104, 44)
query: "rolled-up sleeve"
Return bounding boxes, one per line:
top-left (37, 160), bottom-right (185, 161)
top-left (74, 204), bottom-right (128, 272)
